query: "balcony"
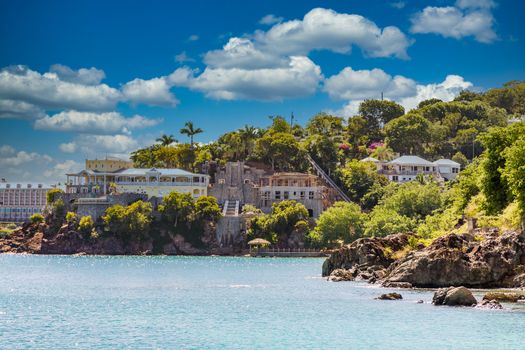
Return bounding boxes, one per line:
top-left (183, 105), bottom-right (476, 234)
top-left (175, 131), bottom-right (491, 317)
top-left (116, 181), bottom-right (207, 187)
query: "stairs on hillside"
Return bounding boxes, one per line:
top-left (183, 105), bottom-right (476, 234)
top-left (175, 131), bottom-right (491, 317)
top-left (222, 200), bottom-right (240, 217)
top-left (306, 155), bottom-right (351, 202)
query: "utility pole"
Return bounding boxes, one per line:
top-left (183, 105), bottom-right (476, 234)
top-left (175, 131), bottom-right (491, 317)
top-left (381, 91), bottom-right (384, 101)
top-left (290, 112), bottom-right (294, 128)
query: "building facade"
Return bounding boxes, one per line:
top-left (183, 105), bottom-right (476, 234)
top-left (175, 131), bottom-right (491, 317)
top-left (66, 164), bottom-right (210, 199)
top-left (0, 182), bottom-right (57, 222)
top-left (363, 155), bottom-right (461, 183)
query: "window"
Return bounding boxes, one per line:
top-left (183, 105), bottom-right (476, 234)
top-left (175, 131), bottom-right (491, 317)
top-left (275, 191), bottom-right (281, 200)
top-left (262, 191), bottom-right (270, 199)
top-left (308, 191), bottom-right (314, 199)
top-left (284, 191), bottom-right (289, 199)
top-left (452, 167), bottom-right (459, 174)
top-left (392, 176), bottom-right (398, 182)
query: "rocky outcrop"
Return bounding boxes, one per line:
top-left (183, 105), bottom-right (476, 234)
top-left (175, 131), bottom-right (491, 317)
top-left (383, 231), bottom-right (525, 288)
top-left (482, 292), bottom-right (524, 303)
top-left (476, 299), bottom-right (503, 310)
top-left (328, 268), bottom-right (354, 282)
top-left (322, 233), bottom-right (410, 278)
top-left (432, 286), bottom-right (477, 306)
top-left (376, 292), bottom-right (402, 300)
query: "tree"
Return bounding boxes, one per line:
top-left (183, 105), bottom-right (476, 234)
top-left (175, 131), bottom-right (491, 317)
top-left (158, 192), bottom-right (195, 227)
top-left (30, 213), bottom-right (44, 224)
top-left (238, 125), bottom-right (260, 159)
top-left (180, 121), bottom-right (203, 148)
top-left (338, 160), bottom-right (388, 208)
top-left (384, 113), bottom-right (431, 155)
top-left (310, 201), bottom-right (365, 246)
top-left (254, 132), bottom-right (307, 171)
top-left (306, 113), bottom-right (344, 137)
top-left (365, 208), bottom-right (417, 237)
top-left (66, 211), bottom-right (77, 223)
top-left (195, 196), bottom-right (222, 222)
top-left (359, 99), bottom-right (405, 127)
top-left (78, 215), bottom-right (94, 234)
top-left (417, 98), bottom-right (443, 109)
top-left (451, 151), bottom-right (468, 168)
top-left (156, 134), bottom-right (177, 146)
top-left (103, 201), bottom-right (152, 239)
top-left (380, 181), bottom-right (444, 220)
top-left (46, 188), bottom-right (64, 204)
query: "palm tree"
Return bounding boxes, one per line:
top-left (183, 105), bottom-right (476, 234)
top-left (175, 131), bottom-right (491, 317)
top-left (180, 121), bottom-right (203, 148)
top-left (156, 134), bottom-right (177, 146)
top-left (238, 125), bottom-right (259, 159)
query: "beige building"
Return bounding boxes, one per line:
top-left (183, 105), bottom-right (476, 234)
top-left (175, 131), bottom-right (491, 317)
top-left (66, 161), bottom-right (209, 199)
top-left (0, 182), bottom-right (57, 222)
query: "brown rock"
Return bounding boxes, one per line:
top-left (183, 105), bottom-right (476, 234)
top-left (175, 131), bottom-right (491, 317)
top-left (376, 292), bottom-right (403, 300)
top-left (482, 292), bottom-right (523, 303)
top-left (477, 299), bottom-right (503, 310)
top-left (328, 268), bottom-right (354, 282)
top-left (432, 286), bottom-right (477, 306)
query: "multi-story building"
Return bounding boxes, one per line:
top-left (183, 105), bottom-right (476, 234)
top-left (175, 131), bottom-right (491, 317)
top-left (363, 155), bottom-right (461, 183)
top-left (66, 159), bottom-right (209, 199)
top-left (0, 182), bottom-right (58, 222)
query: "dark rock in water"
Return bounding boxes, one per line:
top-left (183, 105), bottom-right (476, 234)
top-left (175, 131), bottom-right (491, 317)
top-left (416, 300), bottom-right (424, 304)
top-left (382, 231), bottom-right (525, 288)
top-left (476, 299), bottom-right (503, 310)
top-left (382, 281), bottom-right (413, 289)
top-left (432, 286), bottom-right (477, 306)
top-left (482, 292), bottom-right (523, 303)
top-left (376, 292), bottom-right (403, 300)
top-left (322, 233), bottom-right (411, 277)
top-left (328, 268), bottom-right (354, 282)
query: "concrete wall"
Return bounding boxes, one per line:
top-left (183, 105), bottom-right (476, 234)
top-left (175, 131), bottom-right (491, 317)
top-left (115, 184), bottom-right (207, 199)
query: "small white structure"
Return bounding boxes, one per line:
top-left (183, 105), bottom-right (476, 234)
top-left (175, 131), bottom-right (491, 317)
top-left (360, 156), bottom-right (382, 170)
top-left (370, 155), bottom-right (461, 183)
top-left (432, 159), bottom-right (461, 181)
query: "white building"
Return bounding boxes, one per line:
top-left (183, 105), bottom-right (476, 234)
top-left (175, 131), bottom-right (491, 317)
top-left (363, 155), bottom-right (461, 183)
top-left (0, 182), bottom-right (57, 222)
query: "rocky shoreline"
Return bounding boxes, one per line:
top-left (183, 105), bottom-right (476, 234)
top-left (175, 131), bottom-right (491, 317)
top-left (323, 230), bottom-right (525, 289)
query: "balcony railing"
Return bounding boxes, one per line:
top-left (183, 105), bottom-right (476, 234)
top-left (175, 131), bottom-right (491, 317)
top-left (379, 170), bottom-right (437, 176)
top-left (67, 181), bottom-right (206, 187)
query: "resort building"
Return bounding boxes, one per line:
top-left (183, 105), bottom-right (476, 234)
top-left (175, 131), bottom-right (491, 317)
top-left (364, 155), bottom-right (461, 183)
top-left (0, 182), bottom-right (58, 222)
top-left (66, 159), bottom-right (209, 199)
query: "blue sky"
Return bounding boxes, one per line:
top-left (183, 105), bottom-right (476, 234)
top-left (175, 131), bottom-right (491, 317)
top-left (0, 0), bottom-right (523, 182)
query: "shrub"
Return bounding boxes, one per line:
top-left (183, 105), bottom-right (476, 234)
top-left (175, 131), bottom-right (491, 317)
top-left (46, 188), bottom-right (64, 204)
top-left (30, 213), bottom-right (44, 224)
top-left (103, 201), bottom-right (152, 239)
top-left (195, 196), bottom-right (222, 222)
top-left (78, 216), bottom-right (94, 234)
top-left (311, 201), bottom-right (365, 246)
top-left (66, 211), bottom-right (77, 223)
top-left (365, 208), bottom-right (417, 237)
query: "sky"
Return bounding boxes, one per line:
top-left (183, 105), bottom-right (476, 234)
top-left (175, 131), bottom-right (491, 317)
top-left (0, 0), bottom-right (524, 183)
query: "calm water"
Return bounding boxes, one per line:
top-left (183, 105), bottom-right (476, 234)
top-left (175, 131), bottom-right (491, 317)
top-left (0, 255), bottom-right (523, 350)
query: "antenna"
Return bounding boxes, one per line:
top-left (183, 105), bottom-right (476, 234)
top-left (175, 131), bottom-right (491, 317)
top-left (290, 112), bottom-right (294, 128)
top-left (381, 92), bottom-right (384, 101)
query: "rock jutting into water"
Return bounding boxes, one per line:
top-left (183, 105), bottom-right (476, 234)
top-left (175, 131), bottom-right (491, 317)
top-left (323, 230), bottom-right (525, 289)
top-left (482, 292), bottom-right (524, 303)
top-left (476, 299), bottom-right (504, 310)
top-left (376, 292), bottom-right (403, 300)
top-left (432, 286), bottom-right (477, 307)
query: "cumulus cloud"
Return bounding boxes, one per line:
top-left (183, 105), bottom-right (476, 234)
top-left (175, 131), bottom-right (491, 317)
top-left (175, 51), bottom-right (195, 63)
top-left (49, 64), bottom-right (106, 85)
top-left (68, 134), bottom-right (142, 156)
top-left (259, 14), bottom-right (283, 25)
top-left (410, 0), bottom-right (497, 43)
top-left (0, 99), bottom-right (46, 120)
top-left (122, 77), bottom-right (179, 106)
top-left (254, 8), bottom-right (411, 59)
top-left (0, 65), bottom-right (121, 112)
top-left (330, 71), bottom-right (473, 117)
top-left (324, 67), bottom-right (417, 100)
top-left (0, 146), bottom-right (51, 167)
top-left (43, 159), bottom-right (83, 179)
top-left (34, 110), bottom-right (161, 134)
top-left (59, 142), bottom-right (77, 153)
top-left (171, 56), bottom-right (322, 100)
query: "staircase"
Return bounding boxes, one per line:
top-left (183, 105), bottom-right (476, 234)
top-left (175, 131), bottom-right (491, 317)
top-left (306, 155), bottom-right (351, 202)
top-left (222, 200), bottom-right (239, 217)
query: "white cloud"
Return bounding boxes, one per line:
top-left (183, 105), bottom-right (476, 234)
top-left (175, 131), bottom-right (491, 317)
top-left (175, 51), bottom-right (195, 63)
top-left (34, 111), bottom-right (161, 134)
top-left (390, 2), bottom-right (406, 9)
top-left (259, 14), bottom-right (283, 25)
top-left (122, 77), bottom-right (179, 106)
top-left (72, 134), bottom-right (140, 155)
top-left (410, 1), bottom-right (496, 43)
top-left (330, 72), bottom-right (473, 117)
top-left (59, 142), bottom-right (77, 153)
top-left (49, 64), bottom-right (106, 85)
top-left (188, 34), bottom-right (199, 41)
top-left (204, 37), bottom-right (286, 69)
top-left (0, 145), bottom-right (16, 156)
top-left (324, 67), bottom-right (417, 100)
top-left (0, 148), bottom-right (51, 167)
top-left (43, 160), bottom-right (83, 179)
top-left (171, 56), bottom-right (322, 100)
top-left (0, 65), bottom-right (121, 112)
top-left (255, 8), bottom-right (411, 59)
top-left (0, 99), bottom-right (46, 120)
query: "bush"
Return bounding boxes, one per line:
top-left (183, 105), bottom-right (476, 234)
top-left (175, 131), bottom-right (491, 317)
top-left (66, 211), bottom-right (77, 223)
top-left (311, 201), bottom-right (365, 246)
top-left (78, 216), bottom-right (94, 234)
top-left (380, 181), bottom-right (444, 220)
top-left (30, 213), bottom-right (44, 224)
top-left (365, 208), bottom-right (417, 237)
top-left (103, 201), bottom-right (152, 239)
top-left (158, 192), bottom-right (194, 227)
top-left (195, 196), bottom-right (222, 222)
top-left (46, 188), bottom-right (64, 204)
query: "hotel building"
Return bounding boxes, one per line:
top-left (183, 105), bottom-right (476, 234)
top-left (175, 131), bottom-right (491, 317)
top-left (0, 182), bottom-right (57, 222)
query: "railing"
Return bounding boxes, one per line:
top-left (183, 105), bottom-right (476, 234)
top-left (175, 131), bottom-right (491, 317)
top-left (254, 247), bottom-right (328, 257)
top-left (306, 155), bottom-right (351, 202)
top-left (379, 170), bottom-right (437, 176)
top-left (116, 181), bottom-right (207, 187)
top-left (222, 200), bottom-right (229, 216)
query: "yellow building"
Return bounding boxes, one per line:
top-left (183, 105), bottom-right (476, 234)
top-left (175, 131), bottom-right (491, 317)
top-left (66, 165), bottom-right (209, 199)
top-left (85, 157), bottom-right (132, 172)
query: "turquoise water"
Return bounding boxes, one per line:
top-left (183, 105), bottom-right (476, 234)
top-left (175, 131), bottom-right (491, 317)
top-left (0, 255), bottom-right (523, 350)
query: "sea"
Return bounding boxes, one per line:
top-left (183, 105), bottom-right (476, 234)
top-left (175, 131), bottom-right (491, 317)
top-left (0, 255), bottom-right (523, 349)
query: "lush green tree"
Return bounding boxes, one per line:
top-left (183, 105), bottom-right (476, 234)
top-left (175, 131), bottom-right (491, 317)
top-left (268, 116), bottom-right (292, 133)
top-left (158, 192), bottom-right (195, 227)
top-left (238, 125), bottom-right (260, 159)
top-left (306, 113), bottom-right (344, 137)
top-left (451, 151), bottom-right (468, 168)
top-left (454, 90), bottom-right (483, 102)
top-left (78, 215), bottom-right (94, 234)
top-left (384, 113), bottom-right (431, 155)
top-left (103, 201), bottom-right (152, 239)
top-left (501, 138), bottom-right (525, 217)
top-left (417, 98), bottom-right (443, 109)
top-left (483, 81), bottom-right (525, 115)
top-left (365, 208), bottom-right (417, 237)
top-left (180, 121), bottom-right (203, 148)
top-left (310, 201), bottom-right (365, 246)
top-left (359, 99), bottom-right (405, 127)
top-left (66, 211), bottom-right (77, 223)
top-left (195, 196), bottom-right (222, 222)
top-left (380, 181), bottom-right (444, 220)
top-left (46, 188), bottom-right (64, 204)
top-left (303, 134), bottom-right (339, 174)
top-left (156, 134), bottom-right (177, 146)
top-left (338, 160), bottom-right (388, 208)
top-left (254, 132), bottom-right (307, 171)
top-left (131, 144), bottom-right (161, 168)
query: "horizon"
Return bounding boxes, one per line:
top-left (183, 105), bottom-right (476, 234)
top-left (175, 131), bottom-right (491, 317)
top-left (1, 0), bottom-right (524, 183)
